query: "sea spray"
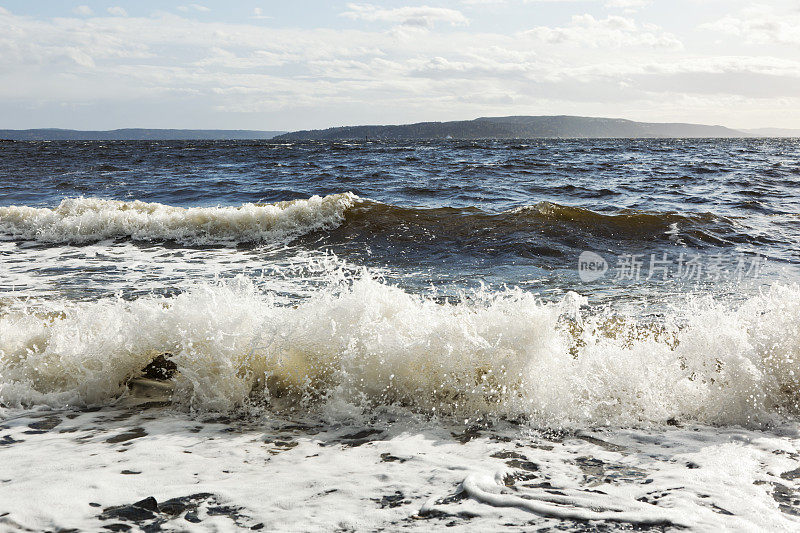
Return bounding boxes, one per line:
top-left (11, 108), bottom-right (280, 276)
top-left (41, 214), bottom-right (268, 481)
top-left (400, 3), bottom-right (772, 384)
top-left (0, 193), bottom-right (357, 244)
top-left (1, 270), bottom-right (799, 426)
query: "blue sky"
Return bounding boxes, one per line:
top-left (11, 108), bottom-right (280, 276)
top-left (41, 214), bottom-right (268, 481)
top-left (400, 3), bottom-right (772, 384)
top-left (1, 1), bottom-right (798, 130)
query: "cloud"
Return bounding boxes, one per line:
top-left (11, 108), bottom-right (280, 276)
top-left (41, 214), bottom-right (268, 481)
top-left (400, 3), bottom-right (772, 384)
top-left (342, 3), bottom-right (468, 28)
top-left (73, 5), bottom-right (93, 17)
top-left (178, 4), bottom-right (211, 13)
top-left (107, 6), bottom-right (129, 17)
top-left (701, 5), bottom-right (800, 46)
top-left (523, 14), bottom-right (682, 49)
top-left (0, 5), bottom-right (799, 128)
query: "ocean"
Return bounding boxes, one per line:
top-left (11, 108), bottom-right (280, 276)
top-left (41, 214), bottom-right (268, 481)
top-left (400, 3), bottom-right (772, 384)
top-left (1, 138), bottom-right (799, 531)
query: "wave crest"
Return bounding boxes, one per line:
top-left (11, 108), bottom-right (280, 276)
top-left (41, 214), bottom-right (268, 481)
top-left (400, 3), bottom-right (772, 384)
top-left (0, 193), bottom-right (357, 244)
top-left (1, 273), bottom-right (798, 427)
top-left (0, 194), bottom-right (755, 249)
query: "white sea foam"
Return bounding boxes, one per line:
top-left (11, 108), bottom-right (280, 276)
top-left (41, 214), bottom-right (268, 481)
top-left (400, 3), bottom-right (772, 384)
top-left (1, 272), bottom-right (799, 426)
top-left (3, 409), bottom-right (798, 531)
top-left (0, 193), bottom-right (357, 244)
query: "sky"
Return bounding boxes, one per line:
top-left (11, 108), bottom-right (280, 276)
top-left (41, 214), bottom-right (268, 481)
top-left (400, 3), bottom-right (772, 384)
top-left (1, 1), bottom-right (799, 131)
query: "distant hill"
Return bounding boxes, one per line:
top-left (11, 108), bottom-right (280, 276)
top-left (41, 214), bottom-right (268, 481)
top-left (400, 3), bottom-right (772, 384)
top-left (274, 116), bottom-right (747, 140)
top-left (0, 129), bottom-right (286, 141)
top-left (742, 128), bottom-right (800, 138)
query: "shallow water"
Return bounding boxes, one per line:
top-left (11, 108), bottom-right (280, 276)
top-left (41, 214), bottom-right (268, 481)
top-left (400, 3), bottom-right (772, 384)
top-left (1, 139), bottom-right (799, 531)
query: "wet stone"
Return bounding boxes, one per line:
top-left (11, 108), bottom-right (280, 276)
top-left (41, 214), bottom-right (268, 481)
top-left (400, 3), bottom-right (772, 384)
top-left (338, 429), bottom-right (383, 447)
top-left (102, 524), bottom-right (131, 531)
top-left (100, 503), bottom-right (155, 523)
top-left (140, 354), bottom-right (178, 380)
top-left (28, 416), bottom-right (62, 431)
top-left (0, 435), bottom-right (22, 446)
top-left (490, 450), bottom-right (527, 460)
top-left (505, 459), bottom-right (539, 472)
top-left (576, 435), bottom-right (626, 453)
top-left (133, 497), bottom-right (158, 512)
top-left (575, 457), bottom-right (606, 481)
top-left (710, 503), bottom-right (734, 515)
top-left (771, 482), bottom-right (800, 516)
top-left (97, 493), bottom-right (257, 530)
top-left (263, 437), bottom-right (298, 454)
top-left (372, 491), bottom-right (410, 509)
top-left (451, 426), bottom-right (482, 444)
top-left (781, 467), bottom-right (800, 481)
top-left (106, 427), bottom-right (147, 444)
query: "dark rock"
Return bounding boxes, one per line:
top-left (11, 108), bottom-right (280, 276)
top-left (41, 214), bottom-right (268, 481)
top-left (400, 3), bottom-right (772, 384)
top-left (781, 467), bottom-right (800, 481)
top-left (28, 416), bottom-right (62, 431)
top-left (576, 435), bottom-right (625, 453)
top-left (339, 429), bottom-right (383, 447)
top-left (102, 524), bottom-right (131, 532)
top-left (710, 504), bottom-right (734, 515)
top-left (140, 354), bottom-right (178, 380)
top-left (490, 451), bottom-right (527, 460)
top-left (101, 505), bottom-right (154, 523)
top-left (133, 497), bottom-right (158, 512)
top-left (159, 493), bottom-right (214, 517)
top-left (372, 491), bottom-right (410, 509)
top-left (451, 426), bottom-right (482, 444)
top-left (505, 459), bottom-right (539, 472)
top-left (98, 492), bottom-right (256, 530)
top-left (106, 427), bottom-right (147, 444)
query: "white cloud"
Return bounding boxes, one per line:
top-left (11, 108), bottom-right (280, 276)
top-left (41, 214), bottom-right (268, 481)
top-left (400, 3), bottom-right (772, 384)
top-left (701, 5), bottom-right (800, 46)
top-left (342, 3), bottom-right (468, 28)
top-left (178, 4), bottom-right (210, 13)
top-left (107, 6), bottom-right (129, 17)
top-left (0, 5), bottom-right (799, 128)
top-left (73, 5), bottom-right (93, 17)
top-left (523, 14), bottom-right (682, 49)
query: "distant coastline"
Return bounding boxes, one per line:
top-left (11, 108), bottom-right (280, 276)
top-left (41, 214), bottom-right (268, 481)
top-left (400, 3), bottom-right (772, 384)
top-left (0, 129), bottom-right (286, 141)
top-left (2, 117), bottom-right (799, 141)
top-left (274, 115), bottom-right (752, 141)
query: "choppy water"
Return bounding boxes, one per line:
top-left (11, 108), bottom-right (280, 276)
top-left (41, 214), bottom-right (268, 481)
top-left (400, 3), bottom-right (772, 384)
top-left (1, 138), bottom-right (800, 531)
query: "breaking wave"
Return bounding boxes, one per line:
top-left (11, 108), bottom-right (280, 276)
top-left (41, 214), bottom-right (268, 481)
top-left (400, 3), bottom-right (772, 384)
top-left (0, 193), bottom-right (749, 247)
top-left (1, 270), bottom-right (798, 427)
top-left (0, 193), bottom-right (357, 245)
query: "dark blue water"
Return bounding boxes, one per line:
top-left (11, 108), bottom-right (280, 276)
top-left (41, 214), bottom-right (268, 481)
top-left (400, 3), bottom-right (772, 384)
top-left (0, 138), bottom-right (798, 304)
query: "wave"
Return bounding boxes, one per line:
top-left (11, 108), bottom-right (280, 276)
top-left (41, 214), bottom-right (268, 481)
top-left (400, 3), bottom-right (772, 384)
top-left (0, 193), bottom-right (356, 245)
top-left (1, 272), bottom-right (798, 427)
top-left (0, 193), bottom-right (749, 248)
top-left (338, 199), bottom-right (748, 252)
